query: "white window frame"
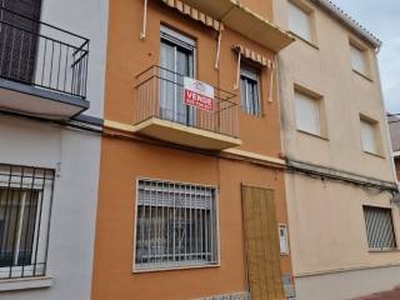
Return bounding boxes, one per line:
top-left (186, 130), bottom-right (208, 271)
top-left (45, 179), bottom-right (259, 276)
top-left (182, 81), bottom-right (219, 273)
top-left (0, 167), bottom-right (54, 280)
top-left (287, 0), bottom-right (313, 43)
top-left (133, 178), bottom-right (220, 272)
top-left (294, 89), bottom-right (323, 136)
top-left (240, 63), bottom-right (261, 116)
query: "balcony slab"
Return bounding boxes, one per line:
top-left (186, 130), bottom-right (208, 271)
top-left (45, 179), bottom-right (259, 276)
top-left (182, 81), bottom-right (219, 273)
top-left (0, 78), bottom-right (89, 120)
top-left (106, 118), bottom-right (242, 150)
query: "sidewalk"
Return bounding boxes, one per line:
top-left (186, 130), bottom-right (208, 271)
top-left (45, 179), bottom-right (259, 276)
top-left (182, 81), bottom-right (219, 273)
top-left (354, 286), bottom-right (400, 299)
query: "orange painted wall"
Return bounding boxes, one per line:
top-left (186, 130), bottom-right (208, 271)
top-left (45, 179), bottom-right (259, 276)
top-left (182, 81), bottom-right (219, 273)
top-left (92, 0), bottom-right (292, 299)
top-left (240, 0), bottom-right (274, 20)
top-left (104, 0), bottom-right (282, 158)
top-left (92, 140), bottom-right (291, 300)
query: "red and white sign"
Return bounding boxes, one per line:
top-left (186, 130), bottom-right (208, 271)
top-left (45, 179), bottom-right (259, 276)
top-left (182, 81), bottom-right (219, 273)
top-left (183, 77), bottom-right (214, 112)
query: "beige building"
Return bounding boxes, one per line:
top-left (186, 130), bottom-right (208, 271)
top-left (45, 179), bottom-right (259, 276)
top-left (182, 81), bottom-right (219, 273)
top-left (388, 114), bottom-right (400, 181)
top-left (273, 1), bottom-right (400, 299)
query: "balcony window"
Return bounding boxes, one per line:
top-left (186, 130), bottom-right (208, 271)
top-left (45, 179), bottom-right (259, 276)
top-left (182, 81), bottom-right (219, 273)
top-left (160, 26), bottom-right (195, 126)
top-left (134, 178), bottom-right (219, 271)
top-left (0, 164), bottom-right (54, 279)
top-left (240, 63), bottom-right (261, 116)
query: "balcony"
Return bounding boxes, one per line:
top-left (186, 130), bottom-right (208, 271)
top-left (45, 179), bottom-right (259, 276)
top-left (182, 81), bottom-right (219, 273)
top-left (134, 66), bottom-right (242, 150)
top-left (0, 7), bottom-right (89, 120)
top-left (178, 0), bottom-right (294, 52)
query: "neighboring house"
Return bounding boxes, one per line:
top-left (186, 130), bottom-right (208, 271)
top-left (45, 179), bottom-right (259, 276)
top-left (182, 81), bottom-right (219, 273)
top-left (388, 114), bottom-right (400, 181)
top-left (0, 0), bottom-right (108, 299)
top-left (274, 0), bottom-right (400, 299)
top-left (91, 0), bottom-right (296, 299)
top-left (1, 1), bottom-right (398, 300)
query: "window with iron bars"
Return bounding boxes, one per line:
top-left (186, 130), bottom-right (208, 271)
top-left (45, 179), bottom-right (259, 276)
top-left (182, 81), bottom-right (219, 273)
top-left (0, 164), bottom-right (54, 279)
top-left (134, 179), bottom-right (219, 271)
top-left (363, 206), bottom-right (397, 251)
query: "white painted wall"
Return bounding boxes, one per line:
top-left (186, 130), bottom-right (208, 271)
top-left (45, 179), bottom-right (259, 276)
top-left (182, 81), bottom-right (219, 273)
top-left (0, 117), bottom-right (101, 300)
top-left (39, 0), bottom-right (109, 117)
top-left (0, 0), bottom-right (107, 298)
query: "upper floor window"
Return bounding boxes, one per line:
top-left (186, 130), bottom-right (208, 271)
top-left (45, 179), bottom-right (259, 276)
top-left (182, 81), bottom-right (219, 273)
top-left (134, 178), bottom-right (219, 272)
top-left (295, 89), bottom-right (324, 137)
top-left (160, 26), bottom-right (195, 126)
top-left (0, 164), bottom-right (54, 279)
top-left (350, 43), bottom-right (369, 76)
top-left (288, 1), bottom-right (312, 43)
top-left (363, 206), bottom-right (396, 251)
top-left (360, 116), bottom-right (381, 155)
top-left (240, 63), bottom-right (261, 116)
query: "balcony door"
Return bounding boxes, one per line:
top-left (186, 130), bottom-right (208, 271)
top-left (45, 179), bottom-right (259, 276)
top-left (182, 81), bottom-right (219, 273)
top-left (160, 26), bottom-right (195, 126)
top-left (0, 0), bottom-right (42, 83)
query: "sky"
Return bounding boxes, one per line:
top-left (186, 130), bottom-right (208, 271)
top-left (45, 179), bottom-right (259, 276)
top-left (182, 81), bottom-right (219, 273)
top-left (331, 0), bottom-right (399, 113)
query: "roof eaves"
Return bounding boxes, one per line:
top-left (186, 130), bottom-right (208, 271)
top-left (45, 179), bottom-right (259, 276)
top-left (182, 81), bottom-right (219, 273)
top-left (310, 0), bottom-right (382, 49)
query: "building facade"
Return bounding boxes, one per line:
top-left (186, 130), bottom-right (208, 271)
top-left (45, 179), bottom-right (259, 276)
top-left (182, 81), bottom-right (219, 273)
top-left (91, 0), bottom-right (296, 299)
top-left (273, 0), bottom-right (400, 299)
top-left (389, 114), bottom-right (400, 181)
top-left (1, 1), bottom-right (399, 300)
top-left (0, 0), bottom-right (108, 299)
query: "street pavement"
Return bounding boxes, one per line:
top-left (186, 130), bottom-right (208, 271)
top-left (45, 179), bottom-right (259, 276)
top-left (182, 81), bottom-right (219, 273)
top-left (353, 286), bottom-right (400, 299)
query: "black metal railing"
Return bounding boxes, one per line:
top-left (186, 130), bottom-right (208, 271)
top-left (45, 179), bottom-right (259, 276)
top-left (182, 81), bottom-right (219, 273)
top-left (135, 65), bottom-right (239, 138)
top-left (0, 164), bottom-right (55, 280)
top-left (0, 7), bottom-right (89, 98)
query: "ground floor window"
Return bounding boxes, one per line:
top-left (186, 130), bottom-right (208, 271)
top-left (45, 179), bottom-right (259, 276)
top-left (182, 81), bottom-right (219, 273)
top-left (363, 206), bottom-right (396, 251)
top-left (134, 178), bottom-right (218, 271)
top-left (0, 164), bottom-right (54, 279)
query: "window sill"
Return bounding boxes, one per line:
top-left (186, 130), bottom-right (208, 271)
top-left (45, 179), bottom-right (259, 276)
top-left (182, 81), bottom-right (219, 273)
top-left (289, 31), bottom-right (319, 50)
top-left (133, 263), bottom-right (220, 274)
top-left (352, 69), bottom-right (373, 82)
top-left (363, 150), bottom-right (385, 159)
top-left (0, 276), bottom-right (53, 292)
top-left (297, 129), bottom-right (329, 141)
top-left (369, 248), bottom-right (399, 253)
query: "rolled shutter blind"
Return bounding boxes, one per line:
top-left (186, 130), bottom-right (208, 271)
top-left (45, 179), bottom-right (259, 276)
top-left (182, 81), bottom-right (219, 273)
top-left (241, 185), bottom-right (285, 300)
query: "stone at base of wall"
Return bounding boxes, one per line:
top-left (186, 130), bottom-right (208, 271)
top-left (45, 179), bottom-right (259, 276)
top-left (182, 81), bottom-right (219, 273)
top-left (193, 292), bottom-right (250, 300)
top-left (295, 264), bottom-right (400, 300)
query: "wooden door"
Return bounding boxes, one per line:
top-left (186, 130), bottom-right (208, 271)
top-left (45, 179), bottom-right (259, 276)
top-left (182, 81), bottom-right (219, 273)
top-left (241, 185), bottom-right (286, 300)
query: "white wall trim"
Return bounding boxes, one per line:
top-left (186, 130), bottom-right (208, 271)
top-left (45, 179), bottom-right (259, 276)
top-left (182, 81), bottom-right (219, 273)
top-left (0, 276), bottom-right (53, 292)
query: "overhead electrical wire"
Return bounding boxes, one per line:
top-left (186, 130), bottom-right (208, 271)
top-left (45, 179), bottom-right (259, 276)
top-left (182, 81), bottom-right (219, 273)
top-left (1, 110), bottom-right (397, 194)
